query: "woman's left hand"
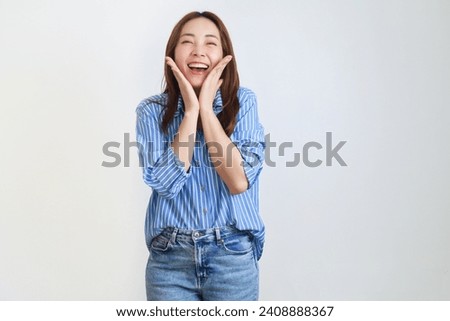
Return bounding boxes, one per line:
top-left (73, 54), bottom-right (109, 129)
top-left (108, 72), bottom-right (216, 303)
top-left (199, 55), bottom-right (233, 111)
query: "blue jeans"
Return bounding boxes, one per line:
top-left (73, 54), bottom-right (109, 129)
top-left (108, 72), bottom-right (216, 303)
top-left (145, 226), bottom-right (259, 301)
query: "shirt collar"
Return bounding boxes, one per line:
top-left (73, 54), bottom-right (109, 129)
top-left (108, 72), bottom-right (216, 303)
top-left (174, 89), bottom-right (223, 117)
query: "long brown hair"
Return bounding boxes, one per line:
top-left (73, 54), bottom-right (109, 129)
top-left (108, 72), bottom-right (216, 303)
top-left (161, 11), bottom-right (240, 136)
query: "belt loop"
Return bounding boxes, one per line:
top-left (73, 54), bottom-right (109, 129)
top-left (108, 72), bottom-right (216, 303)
top-left (215, 227), bottom-right (222, 245)
top-left (170, 227), bottom-right (178, 244)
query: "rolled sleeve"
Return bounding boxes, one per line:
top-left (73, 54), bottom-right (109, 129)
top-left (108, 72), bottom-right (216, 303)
top-left (136, 100), bottom-right (190, 199)
top-left (231, 91), bottom-right (265, 188)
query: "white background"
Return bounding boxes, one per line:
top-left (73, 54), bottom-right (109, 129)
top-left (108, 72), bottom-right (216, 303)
top-left (1, 0), bottom-right (449, 300)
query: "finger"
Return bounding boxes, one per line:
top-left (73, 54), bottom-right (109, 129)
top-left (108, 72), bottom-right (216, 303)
top-left (217, 55), bottom-right (233, 70)
top-left (221, 55), bottom-right (233, 66)
top-left (215, 79), bottom-right (223, 92)
top-left (211, 55), bottom-right (233, 79)
top-left (165, 57), bottom-right (187, 83)
top-left (165, 57), bottom-right (180, 73)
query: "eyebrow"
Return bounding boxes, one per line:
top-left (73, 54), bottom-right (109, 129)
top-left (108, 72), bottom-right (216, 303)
top-left (180, 33), bottom-right (219, 39)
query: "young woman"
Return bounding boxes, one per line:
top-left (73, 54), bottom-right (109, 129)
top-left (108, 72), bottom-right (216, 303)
top-left (136, 11), bottom-right (265, 301)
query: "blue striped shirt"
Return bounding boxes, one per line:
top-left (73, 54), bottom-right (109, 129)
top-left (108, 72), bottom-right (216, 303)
top-left (136, 87), bottom-right (265, 259)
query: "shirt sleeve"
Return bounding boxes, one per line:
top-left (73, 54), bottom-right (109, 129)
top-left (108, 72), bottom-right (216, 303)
top-left (231, 91), bottom-right (265, 189)
top-left (136, 100), bottom-right (190, 199)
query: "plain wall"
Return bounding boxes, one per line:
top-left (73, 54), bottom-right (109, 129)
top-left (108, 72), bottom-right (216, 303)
top-left (1, 0), bottom-right (449, 300)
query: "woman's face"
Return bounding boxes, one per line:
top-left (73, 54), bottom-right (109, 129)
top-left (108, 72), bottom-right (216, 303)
top-left (174, 17), bottom-right (224, 91)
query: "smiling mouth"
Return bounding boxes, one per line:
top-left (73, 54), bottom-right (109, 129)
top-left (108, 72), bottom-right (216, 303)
top-left (188, 63), bottom-right (209, 71)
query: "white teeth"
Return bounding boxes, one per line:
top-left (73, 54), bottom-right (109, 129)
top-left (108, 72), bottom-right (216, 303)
top-left (188, 63), bottom-right (208, 69)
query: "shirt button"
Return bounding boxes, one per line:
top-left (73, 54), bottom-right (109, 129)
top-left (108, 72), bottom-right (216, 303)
top-left (203, 208), bottom-right (208, 214)
top-left (201, 185), bottom-right (205, 191)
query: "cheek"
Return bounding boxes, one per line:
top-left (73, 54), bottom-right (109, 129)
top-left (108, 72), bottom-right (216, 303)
top-left (174, 56), bottom-right (188, 76)
top-left (174, 57), bottom-right (183, 70)
top-left (174, 47), bottom-right (186, 66)
top-left (211, 50), bottom-right (224, 67)
top-left (173, 54), bottom-right (181, 66)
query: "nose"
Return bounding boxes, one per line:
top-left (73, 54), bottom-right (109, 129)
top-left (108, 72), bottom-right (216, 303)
top-left (191, 45), bottom-right (206, 57)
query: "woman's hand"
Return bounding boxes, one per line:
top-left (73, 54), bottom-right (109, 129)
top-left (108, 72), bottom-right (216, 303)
top-left (165, 57), bottom-right (199, 113)
top-left (165, 57), bottom-right (199, 172)
top-left (199, 55), bottom-right (233, 111)
top-left (165, 55), bottom-right (232, 113)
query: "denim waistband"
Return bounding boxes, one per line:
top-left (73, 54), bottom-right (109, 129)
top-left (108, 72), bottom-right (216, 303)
top-left (160, 225), bottom-right (248, 243)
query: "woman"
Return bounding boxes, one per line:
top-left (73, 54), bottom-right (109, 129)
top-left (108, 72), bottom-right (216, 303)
top-left (136, 11), bottom-right (265, 301)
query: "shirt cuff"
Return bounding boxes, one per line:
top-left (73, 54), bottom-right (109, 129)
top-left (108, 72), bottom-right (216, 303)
top-left (148, 146), bottom-right (190, 198)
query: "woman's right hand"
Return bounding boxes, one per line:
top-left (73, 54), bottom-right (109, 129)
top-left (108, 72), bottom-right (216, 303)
top-left (165, 57), bottom-right (199, 113)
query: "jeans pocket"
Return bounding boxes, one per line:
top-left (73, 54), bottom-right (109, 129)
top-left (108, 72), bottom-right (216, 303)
top-left (150, 233), bottom-right (172, 252)
top-left (221, 232), bottom-right (253, 255)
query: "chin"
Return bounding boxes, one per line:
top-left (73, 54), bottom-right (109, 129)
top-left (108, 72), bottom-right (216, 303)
top-left (190, 81), bottom-right (205, 91)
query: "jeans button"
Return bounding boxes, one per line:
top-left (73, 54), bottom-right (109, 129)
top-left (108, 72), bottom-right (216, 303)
top-left (193, 231), bottom-right (200, 238)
